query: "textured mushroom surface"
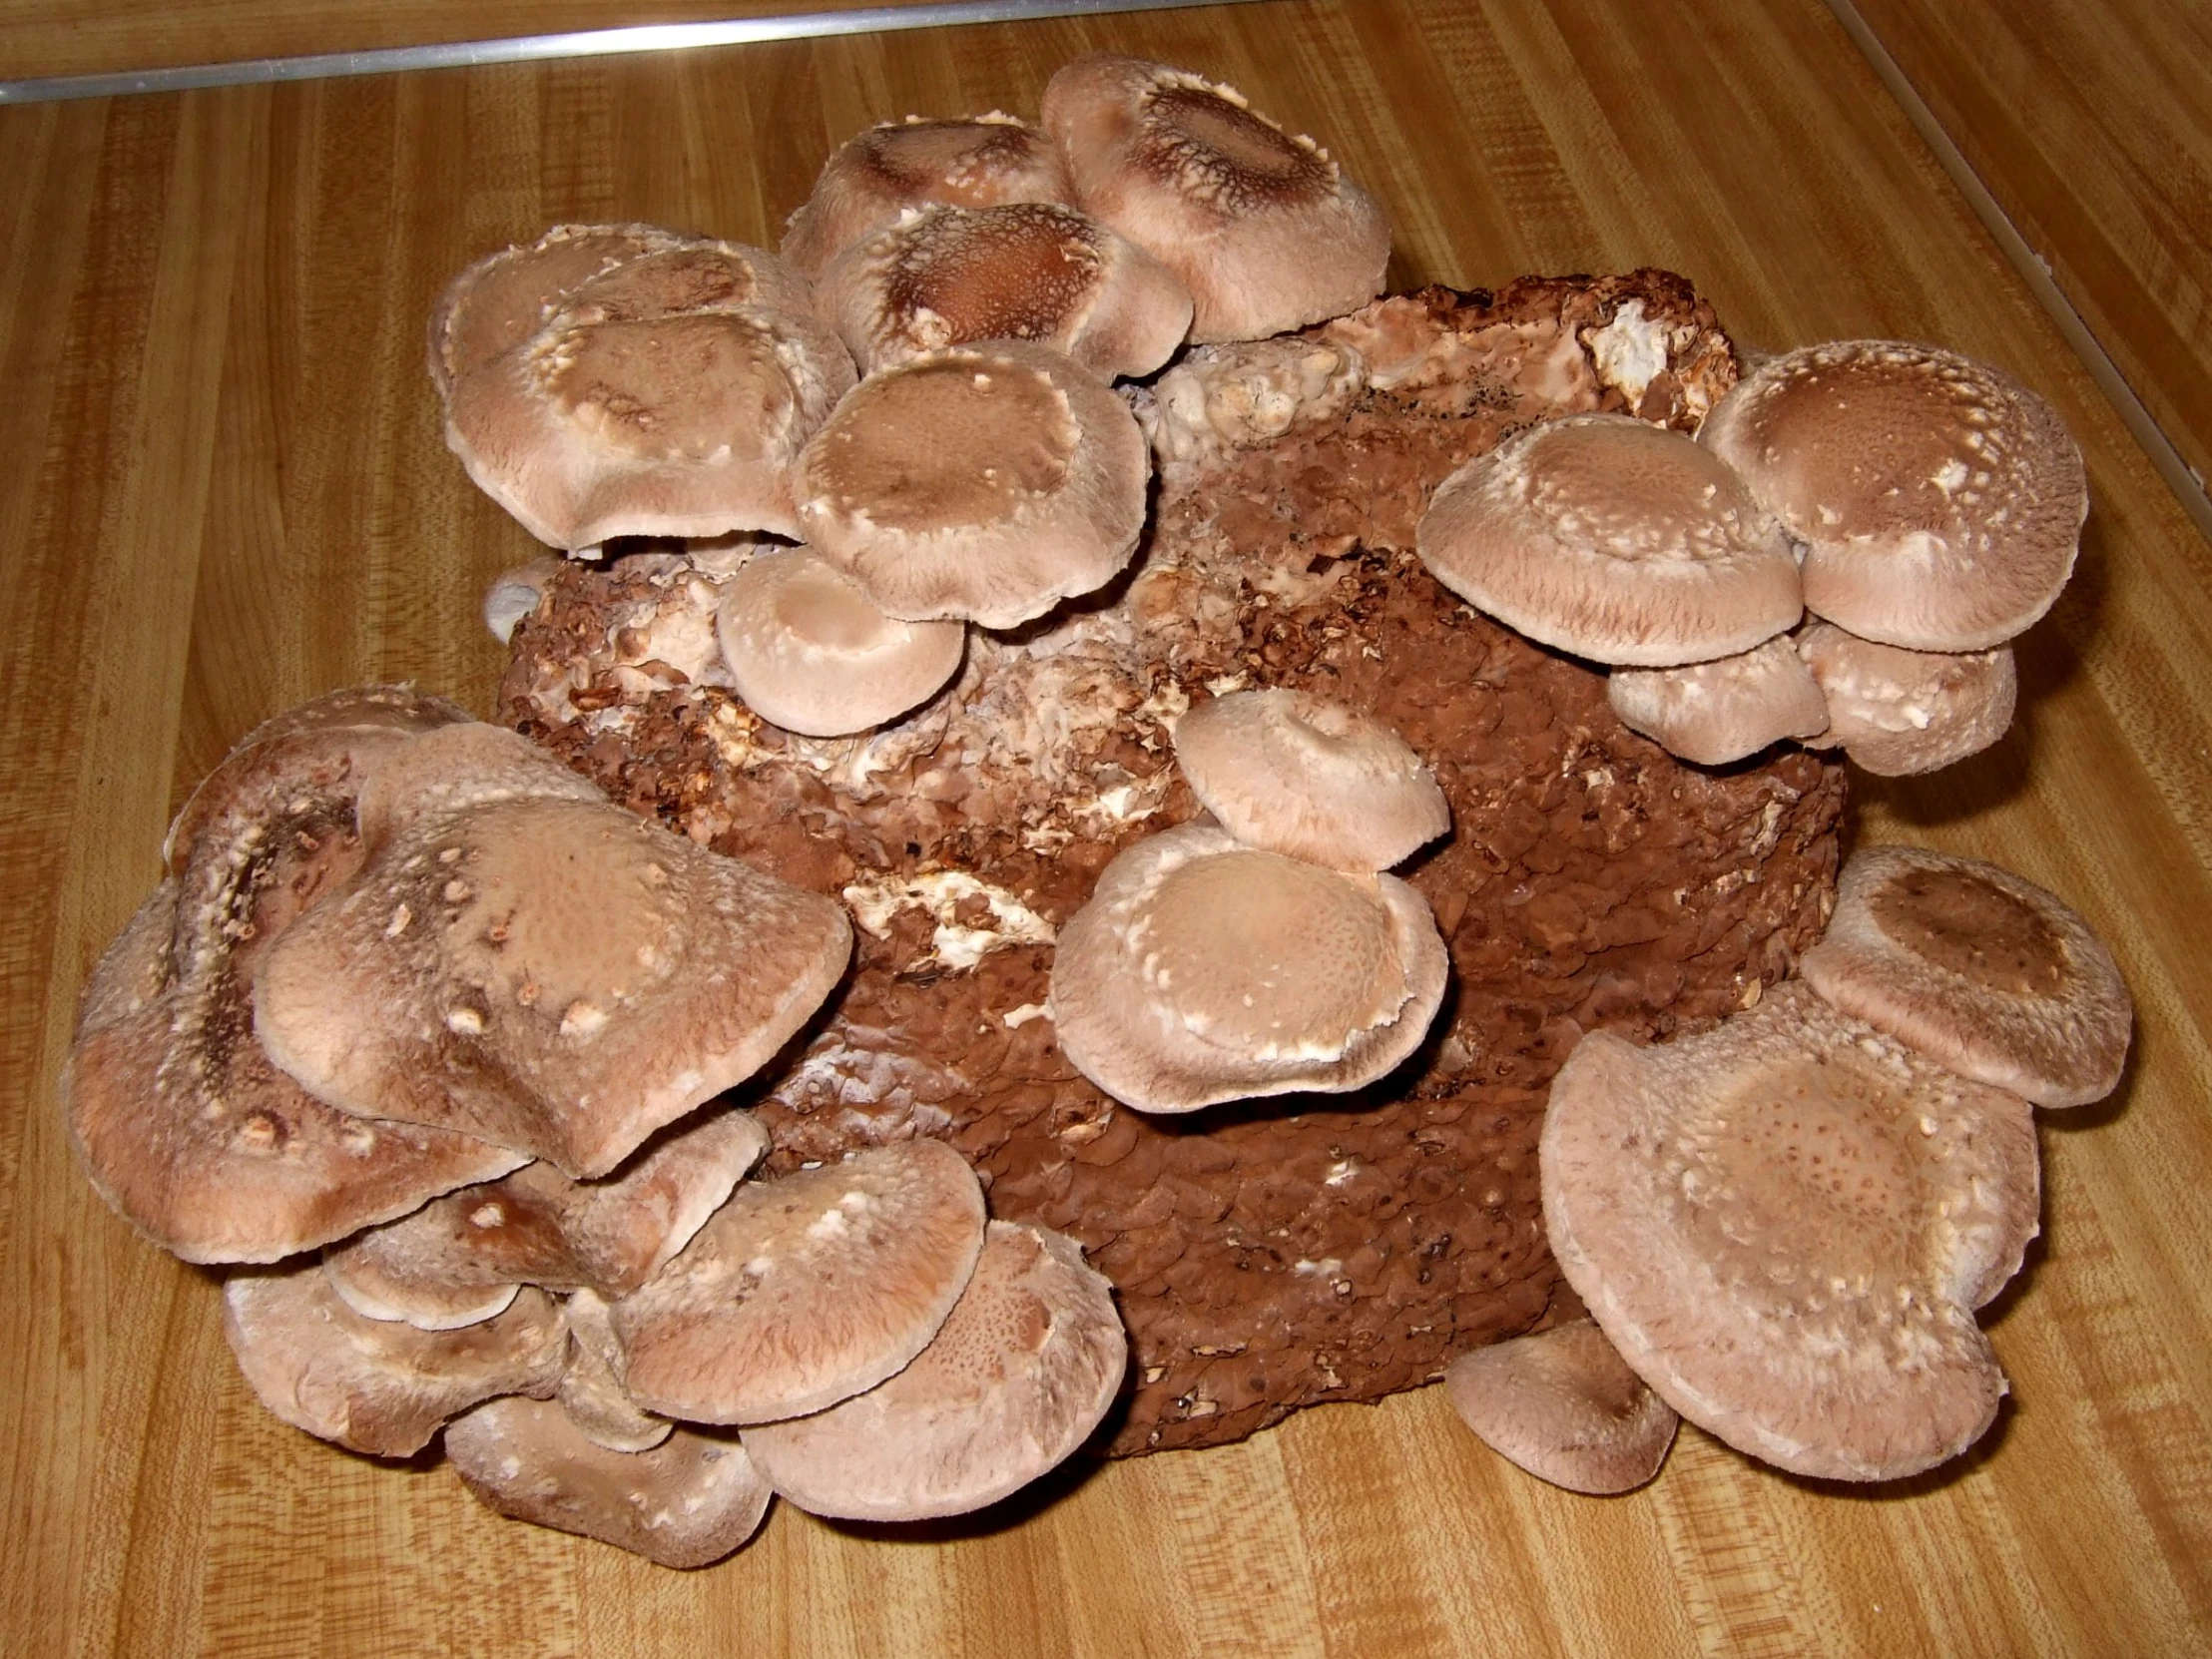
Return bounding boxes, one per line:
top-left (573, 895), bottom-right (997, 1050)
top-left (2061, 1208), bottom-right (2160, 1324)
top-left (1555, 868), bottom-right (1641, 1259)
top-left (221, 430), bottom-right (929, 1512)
top-left (1796, 621), bottom-right (2017, 777)
top-left (1606, 635), bottom-right (1832, 766)
top-left (222, 1267), bottom-right (566, 1457)
top-left (611, 1139), bottom-right (987, 1423)
top-left (255, 723), bottom-right (851, 1178)
top-left (1443, 1318), bottom-right (1677, 1494)
top-left (743, 1221), bottom-right (1125, 1520)
top-left (558, 1289), bottom-right (674, 1452)
top-left (1801, 844), bottom-right (2131, 1108)
top-left (447, 1398), bottom-right (770, 1568)
top-left (1542, 982), bottom-right (2040, 1480)
top-left (1041, 54), bottom-right (1388, 342)
top-left (1701, 339), bottom-right (2085, 652)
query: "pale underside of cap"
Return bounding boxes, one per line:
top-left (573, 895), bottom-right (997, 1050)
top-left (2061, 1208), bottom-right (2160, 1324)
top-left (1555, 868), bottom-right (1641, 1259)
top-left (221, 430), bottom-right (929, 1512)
top-left (1801, 844), bottom-right (2132, 1109)
top-left (1041, 54), bottom-right (1389, 343)
top-left (1417, 414), bottom-right (1804, 668)
top-left (1796, 621), bottom-right (2016, 776)
top-left (1443, 1318), bottom-right (1678, 1495)
top-left (1607, 634), bottom-right (1832, 766)
top-left (1541, 982), bottom-right (2040, 1480)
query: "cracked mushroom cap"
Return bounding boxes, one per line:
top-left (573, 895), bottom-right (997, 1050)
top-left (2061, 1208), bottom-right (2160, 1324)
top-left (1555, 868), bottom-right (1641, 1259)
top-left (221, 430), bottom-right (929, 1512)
top-left (780, 114), bottom-right (1076, 281)
top-left (1801, 844), bottom-right (2132, 1109)
top-left (1443, 1319), bottom-right (1678, 1495)
top-left (1417, 414), bottom-right (1804, 667)
top-left (794, 340), bottom-right (1148, 629)
top-left (1541, 982), bottom-right (2041, 1481)
top-left (714, 545), bottom-right (965, 737)
top-left (1607, 634), bottom-right (1831, 766)
top-left (1171, 689), bottom-right (1449, 871)
top-left (222, 1264), bottom-right (567, 1457)
top-left (1041, 54), bottom-right (1389, 343)
top-left (742, 1221), bottom-right (1125, 1521)
top-left (254, 724), bottom-right (851, 1179)
top-left (1048, 822), bottom-right (1449, 1113)
top-left (447, 1397), bottom-right (770, 1569)
top-left (816, 202), bottom-right (1193, 379)
top-left (1796, 621), bottom-right (2017, 776)
top-left (610, 1139), bottom-right (987, 1424)
top-left (1700, 340), bottom-right (2086, 652)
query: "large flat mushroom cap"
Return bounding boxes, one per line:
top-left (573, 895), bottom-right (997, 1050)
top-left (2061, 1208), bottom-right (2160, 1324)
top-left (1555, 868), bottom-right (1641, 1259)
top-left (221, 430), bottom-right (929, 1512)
top-left (1606, 634), bottom-right (1832, 766)
top-left (1800, 844), bottom-right (2131, 1108)
top-left (1443, 1318), bottom-right (1678, 1494)
top-left (1796, 621), bottom-right (2017, 777)
top-left (611, 1139), bottom-right (987, 1424)
top-left (447, 1397), bottom-right (770, 1568)
top-left (1700, 340), bottom-right (2086, 652)
top-left (1417, 414), bottom-right (1804, 667)
top-left (428, 224), bottom-right (683, 398)
top-left (742, 1221), bottom-right (1126, 1521)
top-left (1541, 983), bottom-right (2040, 1480)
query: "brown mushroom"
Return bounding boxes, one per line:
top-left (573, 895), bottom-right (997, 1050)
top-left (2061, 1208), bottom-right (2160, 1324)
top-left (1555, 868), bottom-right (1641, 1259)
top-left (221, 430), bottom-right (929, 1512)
top-left (1606, 634), bottom-right (1831, 765)
top-left (1795, 621), bottom-right (2017, 776)
top-left (557, 1289), bottom-right (674, 1452)
top-left (1442, 1319), bottom-right (1678, 1494)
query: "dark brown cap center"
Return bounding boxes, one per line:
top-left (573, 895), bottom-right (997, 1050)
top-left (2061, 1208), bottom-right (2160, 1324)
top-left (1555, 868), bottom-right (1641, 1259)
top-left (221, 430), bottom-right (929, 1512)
top-left (885, 207), bottom-right (1105, 345)
top-left (1870, 867), bottom-right (2068, 996)
top-left (1140, 87), bottom-right (1334, 210)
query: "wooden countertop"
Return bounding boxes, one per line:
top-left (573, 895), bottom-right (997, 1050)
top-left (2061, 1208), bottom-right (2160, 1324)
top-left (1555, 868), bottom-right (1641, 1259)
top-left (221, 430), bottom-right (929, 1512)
top-left (3, 2), bottom-right (2208, 1653)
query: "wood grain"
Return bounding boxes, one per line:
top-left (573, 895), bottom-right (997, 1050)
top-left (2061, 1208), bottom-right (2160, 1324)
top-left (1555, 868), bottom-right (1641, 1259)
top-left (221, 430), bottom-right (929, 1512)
top-left (2, 2), bottom-right (2209, 1654)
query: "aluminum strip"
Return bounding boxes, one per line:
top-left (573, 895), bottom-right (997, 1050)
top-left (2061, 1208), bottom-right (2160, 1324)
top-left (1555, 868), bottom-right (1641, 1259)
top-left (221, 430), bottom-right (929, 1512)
top-left (0, 0), bottom-right (1269, 105)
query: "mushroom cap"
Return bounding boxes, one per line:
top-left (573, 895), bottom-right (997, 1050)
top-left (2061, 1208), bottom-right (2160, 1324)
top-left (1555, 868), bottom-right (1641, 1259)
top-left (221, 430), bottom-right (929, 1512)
top-left (322, 1253), bottom-right (522, 1332)
top-left (1795, 621), bottom-right (2017, 776)
top-left (558, 1288), bottom-right (675, 1453)
top-left (611, 1139), bottom-right (987, 1424)
top-left (222, 1266), bottom-right (567, 1457)
top-left (780, 114), bottom-right (1075, 281)
top-left (794, 340), bottom-right (1149, 629)
top-left (1800, 844), bottom-right (2132, 1108)
top-left (1541, 982), bottom-right (2041, 1480)
top-left (1170, 689), bottom-right (1449, 870)
top-left (1699, 340), bottom-right (2086, 652)
top-left (714, 545), bottom-right (966, 737)
top-left (742, 1221), bottom-right (1126, 1521)
top-left (447, 1398), bottom-right (770, 1568)
top-left (816, 202), bottom-right (1193, 379)
top-left (1048, 822), bottom-right (1449, 1113)
top-left (254, 724), bottom-right (851, 1178)
top-left (1041, 54), bottom-right (1389, 343)
top-left (1442, 1318), bottom-right (1678, 1495)
top-left (1416, 414), bottom-right (1804, 667)
top-left (1606, 634), bottom-right (1832, 766)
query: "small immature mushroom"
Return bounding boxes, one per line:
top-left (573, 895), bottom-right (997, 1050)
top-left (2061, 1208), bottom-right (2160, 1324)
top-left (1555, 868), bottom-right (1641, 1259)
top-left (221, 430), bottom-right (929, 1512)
top-left (1801, 844), bottom-right (2132, 1109)
top-left (483, 556), bottom-right (568, 645)
top-left (1795, 621), bottom-right (2017, 776)
top-left (447, 1397), bottom-right (770, 1569)
top-left (1416, 414), bottom-right (1804, 667)
top-left (611, 1140), bottom-right (987, 1424)
top-left (1170, 689), bottom-right (1449, 870)
top-left (1443, 1319), bottom-right (1678, 1495)
top-left (1041, 55), bottom-right (1389, 343)
top-left (795, 340), bottom-right (1148, 629)
top-left (223, 1265), bottom-right (567, 1457)
top-left (714, 545), bottom-right (965, 737)
top-left (742, 1221), bottom-right (1126, 1521)
top-left (1049, 823), bottom-right (1449, 1113)
top-left (780, 114), bottom-right (1076, 281)
top-left (816, 202), bottom-right (1193, 379)
top-left (558, 1289), bottom-right (673, 1452)
top-left (1607, 634), bottom-right (1831, 766)
top-left (1700, 340), bottom-right (2086, 652)
top-left (1541, 982), bottom-right (2041, 1480)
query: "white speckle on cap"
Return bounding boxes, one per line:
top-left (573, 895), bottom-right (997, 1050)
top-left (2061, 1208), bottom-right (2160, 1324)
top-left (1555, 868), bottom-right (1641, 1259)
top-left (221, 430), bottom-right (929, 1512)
top-left (561, 1000), bottom-right (608, 1037)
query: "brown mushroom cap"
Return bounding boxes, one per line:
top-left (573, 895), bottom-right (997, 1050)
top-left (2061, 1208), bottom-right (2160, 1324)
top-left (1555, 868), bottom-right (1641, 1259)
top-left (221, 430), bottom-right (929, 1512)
top-left (1541, 982), bottom-right (2041, 1480)
top-left (742, 1221), bottom-right (1126, 1520)
top-left (1795, 621), bottom-right (2017, 776)
top-left (255, 724), bottom-right (851, 1178)
top-left (1700, 340), bottom-right (2086, 652)
top-left (714, 545), bottom-right (965, 737)
top-left (1606, 634), bottom-right (1832, 766)
top-left (794, 340), bottom-right (1148, 629)
top-left (447, 1397), bottom-right (770, 1568)
top-left (816, 202), bottom-right (1193, 379)
top-left (322, 1252), bottom-right (522, 1332)
top-left (1048, 823), bottom-right (1449, 1113)
top-left (1417, 414), bottom-right (1804, 667)
top-left (1443, 1319), bottom-right (1678, 1495)
top-left (1801, 844), bottom-right (2132, 1109)
top-left (611, 1139), bottom-right (987, 1424)
top-left (222, 1266), bottom-right (567, 1457)
top-left (558, 1289), bottom-right (674, 1453)
top-left (1041, 54), bottom-right (1389, 343)
top-left (780, 114), bottom-right (1075, 281)
top-left (1171, 689), bottom-right (1449, 870)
